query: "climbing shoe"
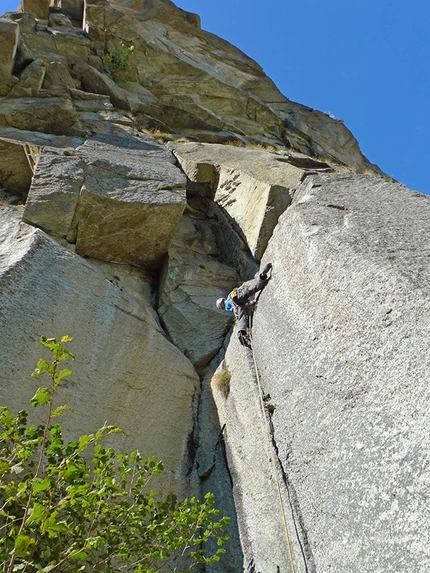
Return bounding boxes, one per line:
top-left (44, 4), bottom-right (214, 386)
top-left (260, 262), bottom-right (272, 281)
top-left (238, 331), bottom-right (252, 348)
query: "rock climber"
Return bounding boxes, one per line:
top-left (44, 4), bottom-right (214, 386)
top-left (216, 263), bottom-right (272, 347)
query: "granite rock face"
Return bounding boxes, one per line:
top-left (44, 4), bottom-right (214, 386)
top-left (0, 205), bottom-right (199, 494)
top-left (219, 174), bottom-right (430, 572)
top-left (23, 131), bottom-right (187, 268)
top-left (0, 1), bottom-right (428, 572)
top-left (158, 212), bottom-right (239, 373)
top-left (0, 0), bottom-right (380, 173)
top-left (171, 142), bottom-right (333, 260)
top-left (19, 0), bottom-right (49, 20)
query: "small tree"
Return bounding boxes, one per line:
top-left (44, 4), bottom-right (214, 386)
top-left (0, 336), bottom-right (229, 572)
top-left (102, 41), bottom-right (136, 83)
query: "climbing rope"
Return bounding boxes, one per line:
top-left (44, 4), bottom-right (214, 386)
top-left (248, 340), bottom-right (297, 573)
top-left (247, 279), bottom-right (297, 573)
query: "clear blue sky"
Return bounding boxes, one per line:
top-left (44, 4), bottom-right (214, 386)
top-left (1, 0), bottom-right (429, 194)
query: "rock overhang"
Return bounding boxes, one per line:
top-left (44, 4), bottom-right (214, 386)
top-left (22, 131), bottom-right (187, 269)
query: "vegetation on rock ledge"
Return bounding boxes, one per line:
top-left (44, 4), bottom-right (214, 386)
top-left (102, 41), bottom-right (136, 83)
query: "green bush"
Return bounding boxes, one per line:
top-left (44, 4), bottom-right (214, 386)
top-left (0, 336), bottom-right (229, 572)
top-left (102, 41), bottom-right (136, 83)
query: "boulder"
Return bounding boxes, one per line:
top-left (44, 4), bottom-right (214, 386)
top-left (0, 206), bottom-right (200, 495)
top-left (73, 62), bottom-right (159, 112)
top-left (23, 132), bottom-right (187, 268)
top-left (8, 57), bottom-right (46, 97)
top-left (158, 213), bottom-right (239, 372)
top-left (219, 173), bottom-right (430, 572)
top-left (6, 12), bottom-right (36, 34)
top-left (19, 0), bottom-right (49, 20)
top-left (70, 134), bottom-right (186, 268)
top-left (0, 19), bottom-right (19, 96)
top-left (42, 60), bottom-right (76, 93)
top-left (23, 148), bottom-right (85, 235)
top-left (61, 0), bottom-right (84, 23)
top-left (20, 29), bottom-right (91, 63)
top-left (0, 97), bottom-right (79, 134)
top-left (48, 11), bottom-right (74, 28)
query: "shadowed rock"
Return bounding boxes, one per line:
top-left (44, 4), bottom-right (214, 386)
top-left (158, 213), bottom-right (239, 372)
top-left (0, 136), bottom-right (41, 196)
top-left (0, 97), bottom-right (79, 134)
top-left (8, 58), bottom-right (46, 97)
top-left (0, 19), bottom-right (19, 96)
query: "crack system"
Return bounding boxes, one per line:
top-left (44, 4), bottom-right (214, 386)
top-left (267, 408), bottom-right (316, 573)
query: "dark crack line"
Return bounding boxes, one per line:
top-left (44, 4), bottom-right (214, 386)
top-left (268, 413), bottom-right (316, 573)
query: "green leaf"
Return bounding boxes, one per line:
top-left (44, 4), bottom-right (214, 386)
top-left (52, 405), bottom-right (73, 418)
top-left (60, 335), bottom-right (73, 343)
top-left (63, 464), bottom-right (82, 482)
top-left (33, 478), bottom-right (51, 493)
top-left (69, 550), bottom-right (89, 561)
top-left (27, 502), bottom-right (47, 524)
top-left (40, 564), bottom-right (59, 573)
top-left (30, 387), bottom-right (51, 407)
top-left (54, 369), bottom-right (73, 385)
top-left (78, 434), bottom-right (94, 451)
top-left (39, 337), bottom-right (58, 350)
top-left (0, 407), bottom-right (15, 426)
top-left (32, 358), bottom-right (50, 377)
top-left (13, 534), bottom-right (35, 557)
top-left (41, 515), bottom-right (69, 537)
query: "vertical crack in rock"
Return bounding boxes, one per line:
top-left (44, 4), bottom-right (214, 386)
top-left (196, 353), bottom-right (245, 573)
top-left (266, 410), bottom-right (317, 573)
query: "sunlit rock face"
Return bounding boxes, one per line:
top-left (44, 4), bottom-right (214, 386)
top-left (0, 206), bottom-right (199, 495)
top-left (23, 131), bottom-right (187, 268)
top-left (1, 0), bottom-right (379, 172)
top-left (171, 141), bottom-right (332, 259)
top-left (216, 174), bottom-right (430, 573)
top-left (0, 1), bottom-right (429, 572)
